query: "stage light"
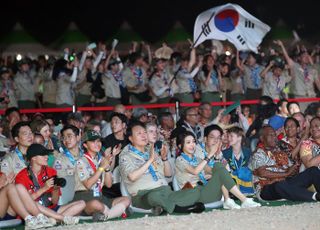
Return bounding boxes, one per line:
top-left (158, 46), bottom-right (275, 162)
top-left (16, 54), bottom-right (22, 61)
top-left (225, 50), bottom-right (231, 56)
top-left (45, 55), bottom-right (49, 60)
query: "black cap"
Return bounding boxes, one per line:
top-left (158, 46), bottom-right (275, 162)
top-left (26, 144), bottom-right (53, 160)
top-left (0, 67), bottom-right (10, 75)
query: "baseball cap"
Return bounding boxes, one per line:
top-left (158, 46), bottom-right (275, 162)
top-left (26, 144), bottom-right (53, 160)
top-left (82, 130), bottom-right (101, 143)
top-left (0, 67), bottom-right (10, 75)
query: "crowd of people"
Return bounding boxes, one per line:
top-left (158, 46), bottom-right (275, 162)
top-left (1, 39), bottom-right (320, 111)
top-left (1, 39), bottom-right (320, 229)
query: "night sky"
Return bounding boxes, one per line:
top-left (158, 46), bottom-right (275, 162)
top-left (0, 0), bottom-right (319, 44)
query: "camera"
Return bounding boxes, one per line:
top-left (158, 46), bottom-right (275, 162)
top-left (52, 176), bottom-right (66, 187)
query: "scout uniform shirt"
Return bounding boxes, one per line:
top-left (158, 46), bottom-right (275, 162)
top-left (103, 70), bottom-right (123, 99)
top-left (119, 144), bottom-right (168, 196)
top-left (262, 71), bottom-right (291, 99)
top-left (14, 70), bottom-right (37, 102)
top-left (243, 64), bottom-right (263, 90)
top-left (0, 147), bottom-right (27, 176)
top-left (53, 148), bottom-right (83, 178)
top-left (74, 153), bottom-right (105, 197)
top-left (149, 69), bottom-right (176, 99)
top-left (122, 65), bottom-right (148, 94)
top-left (175, 144), bottom-right (214, 188)
top-left (198, 70), bottom-right (220, 93)
top-left (289, 62), bottom-right (318, 97)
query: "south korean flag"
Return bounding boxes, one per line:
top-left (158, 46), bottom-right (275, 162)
top-left (193, 3), bottom-right (271, 52)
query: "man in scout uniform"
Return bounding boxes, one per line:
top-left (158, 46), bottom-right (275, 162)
top-left (119, 121), bottom-right (205, 215)
top-left (1, 121), bottom-right (34, 177)
top-left (73, 130), bottom-right (130, 221)
top-left (53, 125), bottom-right (84, 204)
top-left (122, 52), bottom-right (151, 105)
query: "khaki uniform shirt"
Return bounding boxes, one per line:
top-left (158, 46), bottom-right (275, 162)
top-left (122, 66), bottom-right (148, 94)
top-left (103, 71), bottom-right (122, 99)
top-left (262, 71), bottom-right (291, 99)
top-left (74, 155), bottom-right (105, 192)
top-left (119, 145), bottom-right (168, 196)
top-left (289, 62), bottom-right (318, 97)
top-left (56, 72), bottom-right (75, 105)
top-left (14, 70), bottom-right (36, 101)
top-left (42, 69), bottom-right (57, 104)
top-left (243, 65), bottom-right (263, 90)
top-left (1, 148), bottom-right (27, 176)
top-left (76, 70), bottom-right (92, 96)
top-left (149, 70), bottom-right (174, 99)
top-left (198, 70), bottom-right (219, 93)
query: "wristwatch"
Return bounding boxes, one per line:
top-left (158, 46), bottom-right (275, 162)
top-left (204, 156), bottom-right (211, 163)
top-left (104, 167), bottom-right (111, 173)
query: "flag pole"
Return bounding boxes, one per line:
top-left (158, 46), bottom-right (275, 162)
top-left (169, 10), bottom-right (216, 85)
top-left (191, 10), bottom-right (216, 49)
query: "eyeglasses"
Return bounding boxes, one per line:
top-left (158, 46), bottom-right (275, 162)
top-left (187, 114), bottom-right (199, 117)
top-left (61, 134), bottom-right (76, 141)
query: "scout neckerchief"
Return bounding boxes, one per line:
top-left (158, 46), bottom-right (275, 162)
top-left (84, 152), bottom-right (103, 197)
top-left (250, 65), bottom-right (261, 89)
top-left (181, 152), bottom-right (207, 185)
top-left (199, 143), bottom-right (215, 168)
top-left (63, 147), bottom-right (83, 166)
top-left (303, 66), bottom-right (310, 83)
top-left (274, 75), bottom-right (282, 94)
top-left (111, 70), bottom-right (125, 87)
top-left (15, 147), bottom-right (26, 165)
top-left (181, 68), bottom-right (197, 93)
top-left (129, 144), bottom-right (158, 181)
top-left (130, 66), bottom-right (144, 85)
top-left (210, 70), bottom-right (219, 89)
top-left (156, 71), bottom-right (173, 96)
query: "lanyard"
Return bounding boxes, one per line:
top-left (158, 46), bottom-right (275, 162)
top-left (181, 153), bottom-right (207, 185)
top-left (129, 144), bottom-right (158, 181)
top-left (232, 150), bottom-right (244, 170)
top-left (15, 147), bottom-right (26, 165)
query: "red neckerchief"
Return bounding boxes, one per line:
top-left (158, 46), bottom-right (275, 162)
top-left (84, 152), bottom-right (97, 173)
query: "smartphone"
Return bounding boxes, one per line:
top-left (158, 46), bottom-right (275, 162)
top-left (87, 42), bottom-right (97, 50)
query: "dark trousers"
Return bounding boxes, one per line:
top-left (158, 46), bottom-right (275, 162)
top-left (260, 167), bottom-right (320, 201)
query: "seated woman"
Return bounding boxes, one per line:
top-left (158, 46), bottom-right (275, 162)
top-left (0, 172), bottom-right (55, 229)
top-left (299, 117), bottom-right (320, 172)
top-left (15, 144), bottom-right (84, 225)
top-left (73, 130), bottom-right (130, 221)
top-left (223, 127), bottom-right (254, 195)
top-left (175, 131), bottom-right (261, 209)
top-left (278, 117), bottom-right (302, 164)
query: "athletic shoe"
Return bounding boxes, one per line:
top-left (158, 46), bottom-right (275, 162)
top-left (223, 198), bottom-right (241, 210)
top-left (63, 216), bottom-right (80, 225)
top-left (151, 206), bottom-right (164, 216)
top-left (189, 202), bottom-right (205, 213)
top-left (92, 212), bottom-right (106, 222)
top-left (36, 214), bottom-right (56, 228)
top-left (241, 198), bottom-right (261, 208)
top-left (25, 216), bottom-right (41, 230)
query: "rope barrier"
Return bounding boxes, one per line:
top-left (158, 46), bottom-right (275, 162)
top-left (1, 97), bottom-right (319, 115)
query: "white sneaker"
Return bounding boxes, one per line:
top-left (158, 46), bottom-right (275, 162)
top-left (241, 198), bottom-right (261, 208)
top-left (36, 214), bottom-right (56, 228)
top-left (63, 216), bottom-right (80, 225)
top-left (25, 216), bottom-right (41, 230)
top-left (223, 198), bottom-right (241, 210)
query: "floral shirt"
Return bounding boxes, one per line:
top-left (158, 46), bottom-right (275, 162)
top-left (299, 139), bottom-right (320, 171)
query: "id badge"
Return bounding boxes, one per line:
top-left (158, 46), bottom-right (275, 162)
top-left (93, 179), bottom-right (101, 197)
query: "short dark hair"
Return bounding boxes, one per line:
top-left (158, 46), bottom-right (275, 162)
top-left (176, 131), bottom-right (196, 150)
top-left (287, 101), bottom-right (300, 111)
top-left (109, 112), bottom-right (128, 124)
top-left (5, 107), bottom-right (20, 118)
top-left (126, 121), bottom-right (145, 138)
top-left (204, 124), bottom-right (223, 138)
top-left (60, 124), bottom-right (80, 136)
top-left (277, 99), bottom-right (288, 112)
top-left (158, 112), bottom-right (173, 124)
top-left (284, 117), bottom-right (300, 128)
top-left (258, 125), bottom-right (274, 138)
top-left (11, 121), bottom-right (31, 139)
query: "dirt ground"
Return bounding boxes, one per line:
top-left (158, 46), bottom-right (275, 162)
top-left (50, 202), bottom-right (320, 230)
